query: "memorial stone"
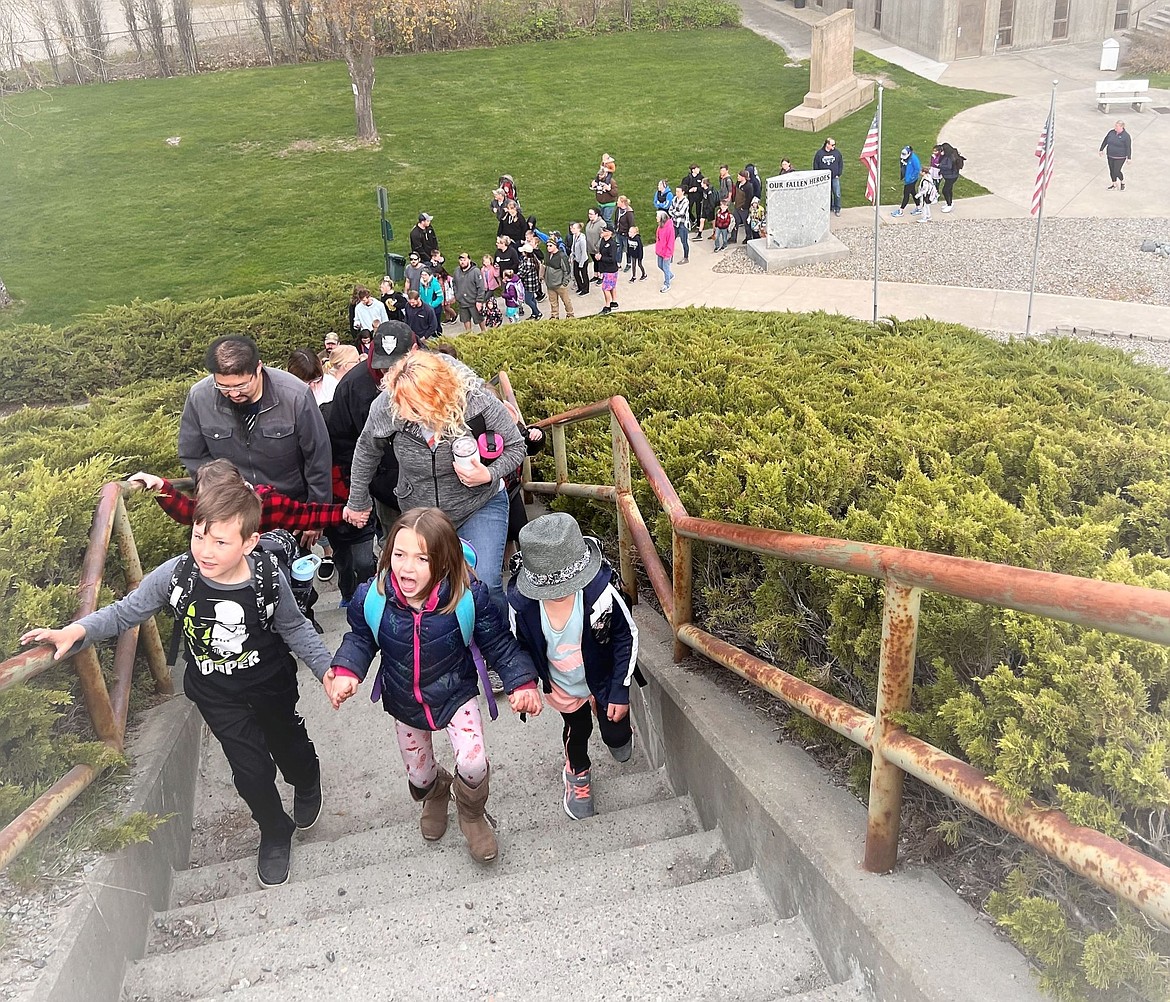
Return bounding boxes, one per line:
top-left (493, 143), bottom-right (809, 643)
top-left (766, 171), bottom-right (831, 250)
top-left (784, 9), bottom-right (875, 132)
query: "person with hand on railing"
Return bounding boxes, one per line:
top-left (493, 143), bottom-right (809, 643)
top-left (343, 350), bottom-right (526, 614)
top-left (506, 513), bottom-right (642, 822)
top-left (326, 507), bottom-right (540, 864)
top-left (22, 468), bottom-right (336, 891)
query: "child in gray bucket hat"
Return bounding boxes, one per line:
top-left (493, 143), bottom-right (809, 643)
top-left (507, 512), bottom-right (641, 820)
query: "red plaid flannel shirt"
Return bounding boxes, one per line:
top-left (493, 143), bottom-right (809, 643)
top-left (153, 478), bottom-right (346, 531)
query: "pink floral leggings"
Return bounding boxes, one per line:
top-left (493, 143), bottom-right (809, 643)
top-left (395, 697), bottom-right (489, 788)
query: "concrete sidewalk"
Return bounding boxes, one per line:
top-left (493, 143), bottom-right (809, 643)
top-left (581, 233), bottom-right (1170, 336)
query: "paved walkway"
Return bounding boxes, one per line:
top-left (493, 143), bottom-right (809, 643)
top-left (639, 0), bottom-right (1170, 334)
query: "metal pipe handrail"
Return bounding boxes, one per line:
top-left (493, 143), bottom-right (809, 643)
top-left (0, 481), bottom-right (173, 871)
top-left (527, 392), bottom-right (1170, 928)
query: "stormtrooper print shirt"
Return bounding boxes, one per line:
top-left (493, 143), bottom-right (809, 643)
top-left (74, 555), bottom-right (332, 689)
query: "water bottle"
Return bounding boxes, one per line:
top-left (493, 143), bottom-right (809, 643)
top-left (290, 554), bottom-right (321, 614)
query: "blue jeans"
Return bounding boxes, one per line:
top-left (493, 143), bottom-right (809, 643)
top-left (457, 490), bottom-right (510, 615)
top-left (657, 254), bottom-right (672, 288)
top-left (617, 234), bottom-right (628, 267)
top-left (830, 176), bottom-right (841, 212)
top-left (599, 203), bottom-right (616, 226)
top-left (714, 227), bottom-right (730, 251)
top-left (674, 222), bottom-right (689, 259)
top-left (523, 287), bottom-right (542, 319)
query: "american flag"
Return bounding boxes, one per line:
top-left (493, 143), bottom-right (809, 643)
top-left (860, 112), bottom-right (880, 204)
top-left (1031, 109), bottom-right (1055, 216)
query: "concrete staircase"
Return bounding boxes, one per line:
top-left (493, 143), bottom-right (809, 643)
top-left (1134, 3), bottom-right (1170, 38)
top-left (119, 599), bottom-right (870, 1002)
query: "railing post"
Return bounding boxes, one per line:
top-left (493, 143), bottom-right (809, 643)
top-left (864, 580), bottom-right (921, 873)
top-left (74, 647), bottom-right (119, 745)
top-left (671, 530), bottom-right (693, 663)
top-left (113, 493), bottom-right (173, 695)
top-left (551, 422), bottom-right (568, 487)
top-left (610, 412), bottom-right (637, 603)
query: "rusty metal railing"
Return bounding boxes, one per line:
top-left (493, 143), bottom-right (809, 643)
top-left (0, 482), bottom-right (173, 870)
top-left (527, 393), bottom-right (1170, 929)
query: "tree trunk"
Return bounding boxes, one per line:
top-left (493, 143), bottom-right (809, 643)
top-left (0, 275), bottom-right (12, 309)
top-left (344, 34), bottom-right (376, 141)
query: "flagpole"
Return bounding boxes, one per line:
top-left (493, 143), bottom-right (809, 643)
top-left (1026, 80), bottom-right (1057, 336)
top-left (872, 85), bottom-right (883, 324)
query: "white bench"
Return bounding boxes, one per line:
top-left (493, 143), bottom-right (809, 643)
top-left (1095, 79), bottom-right (1152, 112)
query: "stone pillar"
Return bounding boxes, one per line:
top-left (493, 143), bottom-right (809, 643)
top-left (784, 10), bottom-right (876, 132)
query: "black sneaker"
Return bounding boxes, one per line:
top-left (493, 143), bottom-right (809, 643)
top-left (316, 557), bottom-right (335, 582)
top-left (609, 301), bottom-right (619, 310)
top-left (609, 738), bottom-right (633, 763)
top-left (293, 780), bottom-right (322, 831)
top-left (257, 820), bottom-right (294, 887)
top-left (599, 305), bottom-right (612, 315)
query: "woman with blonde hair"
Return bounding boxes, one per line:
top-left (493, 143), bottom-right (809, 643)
top-left (323, 344), bottom-right (360, 380)
top-left (344, 351), bottom-right (525, 610)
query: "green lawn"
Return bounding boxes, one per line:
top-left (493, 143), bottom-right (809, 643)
top-left (0, 29), bottom-right (999, 329)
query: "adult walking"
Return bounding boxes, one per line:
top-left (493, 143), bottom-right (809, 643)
top-left (936, 142), bottom-right (963, 213)
top-left (409, 213), bottom-right (439, 260)
top-left (732, 171), bottom-right (751, 244)
top-left (891, 146), bottom-right (922, 217)
top-left (496, 200), bottom-right (527, 244)
top-left (655, 210), bottom-right (675, 294)
top-left (493, 235), bottom-right (521, 283)
top-left (596, 221), bottom-right (620, 314)
top-left (569, 222), bottom-right (591, 296)
top-left (452, 252), bottom-right (487, 333)
top-left (1099, 121), bottom-right (1132, 191)
top-left (681, 164), bottom-right (704, 231)
top-left (591, 154), bottom-right (618, 226)
top-left (343, 351), bottom-right (526, 612)
top-left (543, 238), bottom-right (574, 319)
top-left (179, 335), bottom-right (332, 511)
top-left (584, 208), bottom-right (605, 283)
top-left (615, 196), bottom-right (635, 272)
top-left (812, 138), bottom-right (842, 216)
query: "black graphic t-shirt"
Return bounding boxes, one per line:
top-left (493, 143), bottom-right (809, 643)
top-left (180, 576), bottom-right (293, 691)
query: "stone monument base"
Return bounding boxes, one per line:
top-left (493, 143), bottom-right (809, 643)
top-left (784, 77), bottom-right (875, 132)
top-left (745, 233), bottom-right (850, 273)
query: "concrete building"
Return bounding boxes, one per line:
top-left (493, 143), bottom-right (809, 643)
top-left (810, 0), bottom-right (1141, 60)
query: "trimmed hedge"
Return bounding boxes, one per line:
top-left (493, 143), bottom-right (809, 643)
top-left (5, 288), bottom-right (1170, 997)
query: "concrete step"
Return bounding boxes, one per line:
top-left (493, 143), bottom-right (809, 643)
top-left (170, 766), bottom-right (677, 907)
top-left (191, 917), bottom-right (827, 1001)
top-left (148, 822), bottom-right (727, 949)
top-left (131, 866), bottom-right (771, 1001)
top-left (764, 977), bottom-right (873, 1002)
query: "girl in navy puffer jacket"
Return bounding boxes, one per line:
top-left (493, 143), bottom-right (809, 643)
top-left (329, 508), bottom-right (541, 863)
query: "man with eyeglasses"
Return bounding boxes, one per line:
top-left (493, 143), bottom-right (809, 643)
top-left (179, 336), bottom-right (332, 545)
top-left (813, 137), bottom-right (843, 217)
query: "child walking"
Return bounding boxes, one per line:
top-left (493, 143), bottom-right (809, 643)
top-left (327, 508), bottom-right (541, 862)
top-left (625, 225), bottom-right (647, 281)
top-left (501, 269), bottom-right (524, 323)
top-left (713, 199), bottom-right (732, 252)
top-left (22, 469), bottom-right (336, 888)
top-left (507, 513), bottom-right (640, 821)
top-left (916, 171), bottom-right (939, 222)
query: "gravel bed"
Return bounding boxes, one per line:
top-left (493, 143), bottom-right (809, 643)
top-left (713, 217), bottom-right (1170, 306)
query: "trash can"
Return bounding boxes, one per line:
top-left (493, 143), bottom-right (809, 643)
top-left (1100, 38), bottom-right (1119, 72)
top-left (385, 253), bottom-right (406, 284)
top-left (794, 0), bottom-right (806, 7)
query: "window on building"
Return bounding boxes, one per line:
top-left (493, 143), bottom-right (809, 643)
top-left (874, 0), bottom-right (883, 29)
top-left (998, 0), bottom-right (1015, 45)
top-left (1052, 0), bottom-right (1070, 39)
top-left (1114, 0), bottom-right (1130, 30)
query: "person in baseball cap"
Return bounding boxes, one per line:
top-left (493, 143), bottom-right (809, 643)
top-left (370, 319), bottom-right (415, 369)
top-left (410, 212), bottom-right (439, 261)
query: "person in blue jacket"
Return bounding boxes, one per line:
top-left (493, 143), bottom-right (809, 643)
top-left (891, 146), bottom-right (922, 216)
top-left (328, 507), bottom-right (541, 864)
top-left (507, 513), bottom-right (641, 822)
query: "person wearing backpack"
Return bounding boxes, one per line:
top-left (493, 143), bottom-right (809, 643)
top-left (891, 146), bottom-right (923, 217)
top-left (22, 471), bottom-right (337, 890)
top-left (327, 507), bottom-right (541, 863)
top-left (507, 512), bottom-right (642, 821)
top-left (936, 142), bottom-right (964, 213)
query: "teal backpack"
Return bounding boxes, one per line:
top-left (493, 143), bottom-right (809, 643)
top-left (361, 539), bottom-right (497, 718)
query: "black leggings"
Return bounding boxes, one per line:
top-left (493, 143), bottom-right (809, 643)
top-left (572, 260), bottom-right (590, 294)
top-left (900, 183), bottom-right (917, 209)
top-left (1107, 157), bottom-right (1126, 183)
top-left (940, 176), bottom-right (956, 206)
top-left (562, 700), bottom-right (632, 773)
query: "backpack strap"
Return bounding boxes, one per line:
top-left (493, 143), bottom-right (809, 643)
top-left (458, 538), bottom-right (498, 721)
top-left (168, 552), bottom-right (201, 619)
top-left (168, 550), bottom-right (280, 629)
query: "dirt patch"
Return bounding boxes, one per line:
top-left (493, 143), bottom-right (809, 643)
top-left (275, 137), bottom-right (380, 157)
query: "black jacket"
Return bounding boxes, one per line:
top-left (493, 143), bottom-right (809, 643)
top-left (597, 235), bottom-right (619, 273)
top-left (1100, 129), bottom-right (1132, 159)
top-left (325, 358), bottom-right (400, 503)
top-left (497, 212), bottom-right (528, 244)
top-left (813, 147), bottom-right (843, 178)
top-left (409, 224), bottom-right (439, 259)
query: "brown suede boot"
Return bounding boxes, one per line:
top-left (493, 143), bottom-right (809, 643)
top-left (453, 768), bottom-right (497, 863)
top-left (409, 767), bottom-right (452, 841)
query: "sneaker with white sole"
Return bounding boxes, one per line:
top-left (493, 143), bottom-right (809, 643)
top-left (890, 209), bottom-right (904, 217)
top-left (316, 557), bottom-right (336, 581)
top-left (941, 205), bottom-right (953, 213)
top-left (563, 765), bottom-right (595, 820)
top-left (909, 208), bottom-right (921, 215)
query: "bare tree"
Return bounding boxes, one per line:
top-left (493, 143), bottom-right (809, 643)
top-left (120, 0), bottom-right (145, 59)
top-left (172, 0), bottom-right (197, 71)
top-left (136, 0), bottom-right (171, 76)
top-left (76, 0), bottom-right (109, 82)
top-left (276, 0), bottom-right (300, 61)
top-left (248, 0), bottom-right (277, 64)
top-left (319, 0), bottom-right (377, 140)
top-left (52, 0), bottom-right (85, 82)
top-left (24, 0), bottom-right (64, 82)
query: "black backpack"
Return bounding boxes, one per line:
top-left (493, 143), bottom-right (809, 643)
top-left (954, 151), bottom-right (967, 170)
